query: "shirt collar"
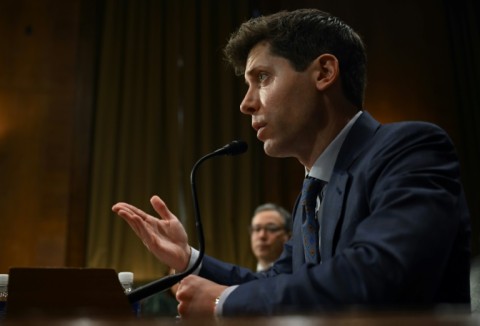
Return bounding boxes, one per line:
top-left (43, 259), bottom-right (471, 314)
top-left (307, 111), bottom-right (363, 182)
top-left (257, 262), bottom-right (273, 272)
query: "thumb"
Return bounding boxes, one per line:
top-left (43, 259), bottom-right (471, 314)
top-left (150, 195), bottom-right (176, 221)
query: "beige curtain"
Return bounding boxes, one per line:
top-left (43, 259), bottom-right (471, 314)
top-left (86, 0), bottom-right (267, 281)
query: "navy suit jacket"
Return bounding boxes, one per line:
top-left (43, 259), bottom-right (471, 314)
top-left (199, 112), bottom-right (471, 315)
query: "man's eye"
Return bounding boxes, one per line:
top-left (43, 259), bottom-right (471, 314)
top-left (258, 72), bottom-right (268, 82)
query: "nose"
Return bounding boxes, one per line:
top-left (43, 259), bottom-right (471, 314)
top-left (257, 228), bottom-right (268, 238)
top-left (240, 87), bottom-right (259, 115)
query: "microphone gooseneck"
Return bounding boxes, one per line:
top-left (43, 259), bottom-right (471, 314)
top-left (127, 140), bottom-right (248, 303)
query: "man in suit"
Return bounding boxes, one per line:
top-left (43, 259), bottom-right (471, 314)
top-left (112, 9), bottom-right (470, 316)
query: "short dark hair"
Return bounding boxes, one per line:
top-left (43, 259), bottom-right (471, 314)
top-left (224, 8), bottom-right (367, 108)
top-left (253, 203), bottom-right (292, 232)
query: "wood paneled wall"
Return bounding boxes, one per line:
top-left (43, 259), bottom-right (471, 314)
top-left (0, 0), bottom-right (81, 272)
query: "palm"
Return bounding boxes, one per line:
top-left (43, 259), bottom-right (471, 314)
top-left (112, 195), bottom-right (190, 271)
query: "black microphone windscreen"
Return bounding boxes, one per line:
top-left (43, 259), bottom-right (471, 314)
top-left (226, 140), bottom-right (248, 155)
top-left (215, 140), bottom-right (248, 156)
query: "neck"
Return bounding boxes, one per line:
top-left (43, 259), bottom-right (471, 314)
top-left (302, 102), bottom-right (359, 170)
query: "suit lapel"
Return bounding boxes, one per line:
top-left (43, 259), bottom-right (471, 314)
top-left (320, 173), bottom-right (349, 260)
top-left (320, 111), bottom-right (381, 260)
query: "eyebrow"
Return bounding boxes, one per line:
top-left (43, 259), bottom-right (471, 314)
top-left (246, 62), bottom-right (270, 76)
top-left (244, 66), bottom-right (267, 86)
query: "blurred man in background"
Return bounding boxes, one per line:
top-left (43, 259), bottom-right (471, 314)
top-left (249, 203), bottom-right (292, 272)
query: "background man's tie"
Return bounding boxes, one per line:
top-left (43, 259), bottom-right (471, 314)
top-left (301, 177), bottom-right (325, 263)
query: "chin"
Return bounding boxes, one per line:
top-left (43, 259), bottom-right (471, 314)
top-left (263, 140), bottom-right (278, 157)
top-left (263, 141), bottom-right (289, 158)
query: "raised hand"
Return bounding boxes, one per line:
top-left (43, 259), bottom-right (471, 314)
top-left (112, 195), bottom-right (191, 271)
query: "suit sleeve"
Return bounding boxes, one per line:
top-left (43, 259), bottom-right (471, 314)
top-left (199, 235), bottom-right (294, 285)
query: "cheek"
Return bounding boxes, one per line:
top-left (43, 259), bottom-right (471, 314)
top-left (271, 234), bottom-right (284, 244)
top-left (264, 82), bottom-right (305, 122)
top-left (276, 234), bottom-right (289, 245)
top-left (260, 80), bottom-right (293, 109)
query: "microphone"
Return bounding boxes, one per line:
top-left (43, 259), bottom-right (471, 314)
top-left (213, 140), bottom-right (248, 156)
top-left (126, 140), bottom-right (248, 303)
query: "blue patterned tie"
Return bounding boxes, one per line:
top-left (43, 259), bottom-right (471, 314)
top-left (301, 177), bottom-right (325, 263)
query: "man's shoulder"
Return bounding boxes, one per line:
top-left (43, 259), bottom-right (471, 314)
top-left (358, 111), bottom-right (448, 138)
top-left (374, 120), bottom-right (453, 150)
top-left (381, 119), bottom-right (446, 134)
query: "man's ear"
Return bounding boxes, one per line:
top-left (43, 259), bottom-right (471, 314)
top-left (312, 54), bottom-right (340, 91)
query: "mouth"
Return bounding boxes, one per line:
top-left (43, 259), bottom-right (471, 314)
top-left (256, 244), bottom-right (270, 251)
top-left (252, 121), bottom-right (267, 139)
top-left (252, 121), bottom-right (266, 132)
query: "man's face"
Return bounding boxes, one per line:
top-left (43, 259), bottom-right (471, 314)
top-left (240, 42), bottom-right (326, 161)
top-left (250, 210), bottom-right (289, 264)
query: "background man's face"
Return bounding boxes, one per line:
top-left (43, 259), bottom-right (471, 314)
top-left (250, 210), bottom-right (289, 264)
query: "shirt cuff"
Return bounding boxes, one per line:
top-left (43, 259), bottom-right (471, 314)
top-left (187, 247), bottom-right (202, 274)
top-left (214, 285), bottom-right (238, 316)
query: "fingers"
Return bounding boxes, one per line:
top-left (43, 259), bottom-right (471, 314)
top-left (112, 202), bottom-right (153, 223)
top-left (150, 195), bottom-right (177, 221)
top-left (176, 279), bottom-right (192, 318)
top-left (114, 208), bottom-right (149, 241)
top-left (112, 203), bottom-right (156, 243)
top-left (175, 276), bottom-right (225, 318)
top-left (113, 196), bottom-right (176, 224)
